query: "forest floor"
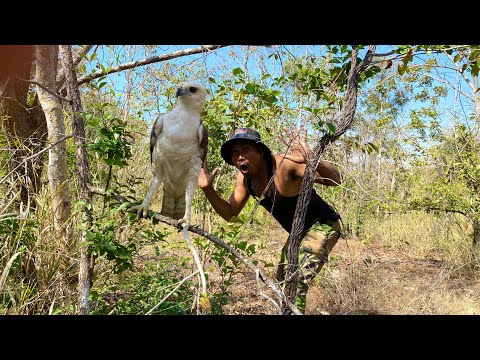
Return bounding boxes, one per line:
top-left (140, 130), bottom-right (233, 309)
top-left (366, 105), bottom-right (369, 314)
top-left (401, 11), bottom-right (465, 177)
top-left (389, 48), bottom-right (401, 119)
top-left (219, 232), bottom-right (480, 315)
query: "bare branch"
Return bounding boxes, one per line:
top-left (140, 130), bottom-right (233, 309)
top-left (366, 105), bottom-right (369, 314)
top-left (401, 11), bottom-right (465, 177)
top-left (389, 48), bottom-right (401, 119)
top-left (372, 50), bottom-right (396, 57)
top-left (56, 45), bottom-right (94, 86)
top-left (442, 49), bottom-right (477, 94)
top-left (255, 269), bottom-right (281, 314)
top-left (12, 74), bottom-right (71, 103)
top-left (415, 206), bottom-right (468, 218)
top-left (181, 224), bottom-right (208, 311)
top-left (0, 134), bottom-right (73, 187)
top-left (77, 45), bottom-right (228, 85)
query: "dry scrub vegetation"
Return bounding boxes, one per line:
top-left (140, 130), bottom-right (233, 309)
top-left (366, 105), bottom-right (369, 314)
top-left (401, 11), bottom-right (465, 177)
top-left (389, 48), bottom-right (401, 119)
top-left (217, 211), bottom-right (480, 315)
top-left (2, 136), bottom-right (479, 315)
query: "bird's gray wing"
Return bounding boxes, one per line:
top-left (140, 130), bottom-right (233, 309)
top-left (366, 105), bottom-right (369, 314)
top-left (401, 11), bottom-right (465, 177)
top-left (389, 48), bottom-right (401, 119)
top-left (150, 114), bottom-right (164, 164)
top-left (198, 123), bottom-right (208, 162)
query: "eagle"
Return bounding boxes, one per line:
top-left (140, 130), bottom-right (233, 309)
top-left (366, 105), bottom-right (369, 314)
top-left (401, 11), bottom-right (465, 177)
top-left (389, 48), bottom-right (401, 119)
top-left (134, 81), bottom-right (208, 227)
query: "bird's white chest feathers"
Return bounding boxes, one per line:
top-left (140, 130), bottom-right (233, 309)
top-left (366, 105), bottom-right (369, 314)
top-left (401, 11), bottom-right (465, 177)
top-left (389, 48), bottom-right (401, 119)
top-left (151, 108), bottom-right (202, 188)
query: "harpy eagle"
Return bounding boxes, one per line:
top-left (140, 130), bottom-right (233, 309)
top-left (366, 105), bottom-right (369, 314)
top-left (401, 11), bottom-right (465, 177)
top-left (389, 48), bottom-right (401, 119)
top-left (135, 81), bottom-right (208, 227)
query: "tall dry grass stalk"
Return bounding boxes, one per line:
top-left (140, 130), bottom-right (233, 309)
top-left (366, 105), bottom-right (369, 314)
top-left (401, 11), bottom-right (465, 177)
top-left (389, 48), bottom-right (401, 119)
top-left (0, 168), bottom-right (79, 314)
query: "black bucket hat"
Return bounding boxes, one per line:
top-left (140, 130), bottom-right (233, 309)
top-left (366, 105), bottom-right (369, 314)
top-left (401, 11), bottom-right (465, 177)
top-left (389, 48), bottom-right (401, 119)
top-left (221, 128), bottom-right (272, 165)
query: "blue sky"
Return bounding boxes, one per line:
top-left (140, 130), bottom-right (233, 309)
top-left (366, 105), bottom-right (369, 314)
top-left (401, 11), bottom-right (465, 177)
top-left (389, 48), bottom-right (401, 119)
top-left (82, 45), bottom-right (476, 136)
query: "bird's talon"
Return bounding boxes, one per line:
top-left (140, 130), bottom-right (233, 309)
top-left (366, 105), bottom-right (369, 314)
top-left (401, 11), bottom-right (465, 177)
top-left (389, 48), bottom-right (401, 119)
top-left (176, 218), bottom-right (189, 232)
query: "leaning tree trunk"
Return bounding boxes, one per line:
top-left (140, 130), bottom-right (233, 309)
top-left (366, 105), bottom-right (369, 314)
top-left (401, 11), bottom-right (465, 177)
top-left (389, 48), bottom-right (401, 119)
top-left (281, 45), bottom-right (376, 314)
top-left (0, 45), bottom-right (47, 210)
top-left (59, 45), bottom-right (94, 315)
top-left (35, 45), bottom-right (73, 270)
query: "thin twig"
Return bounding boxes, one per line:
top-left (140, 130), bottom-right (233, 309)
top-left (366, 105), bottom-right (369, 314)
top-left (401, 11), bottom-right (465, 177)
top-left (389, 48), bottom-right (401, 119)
top-left (181, 224), bottom-right (207, 308)
top-left (255, 269), bottom-right (281, 314)
top-left (0, 134), bottom-right (73, 186)
top-left (0, 252), bottom-right (22, 292)
top-left (12, 75), bottom-right (71, 103)
top-left (145, 271), bottom-right (199, 315)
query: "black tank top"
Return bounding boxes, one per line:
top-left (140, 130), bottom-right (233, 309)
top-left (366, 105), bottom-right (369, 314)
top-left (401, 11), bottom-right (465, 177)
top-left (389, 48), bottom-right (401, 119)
top-left (247, 155), bottom-right (340, 234)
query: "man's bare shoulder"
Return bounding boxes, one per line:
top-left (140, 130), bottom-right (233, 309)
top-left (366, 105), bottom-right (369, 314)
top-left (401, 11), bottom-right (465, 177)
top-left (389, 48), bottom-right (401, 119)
top-left (272, 154), bottom-right (304, 178)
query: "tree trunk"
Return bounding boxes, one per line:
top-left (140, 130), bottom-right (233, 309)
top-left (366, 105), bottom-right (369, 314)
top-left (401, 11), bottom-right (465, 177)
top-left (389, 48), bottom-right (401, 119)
top-left (281, 46), bottom-right (376, 314)
top-left (35, 45), bottom-right (73, 266)
top-left (59, 45), bottom-right (94, 315)
top-left (0, 45), bottom-right (47, 210)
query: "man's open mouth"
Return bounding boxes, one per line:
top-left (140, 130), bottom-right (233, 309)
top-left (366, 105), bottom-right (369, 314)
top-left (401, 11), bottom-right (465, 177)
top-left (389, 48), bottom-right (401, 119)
top-left (239, 164), bottom-right (248, 174)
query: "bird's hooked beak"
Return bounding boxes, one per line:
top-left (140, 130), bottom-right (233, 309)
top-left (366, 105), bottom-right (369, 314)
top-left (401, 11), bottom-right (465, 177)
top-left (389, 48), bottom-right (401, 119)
top-left (176, 87), bottom-right (184, 97)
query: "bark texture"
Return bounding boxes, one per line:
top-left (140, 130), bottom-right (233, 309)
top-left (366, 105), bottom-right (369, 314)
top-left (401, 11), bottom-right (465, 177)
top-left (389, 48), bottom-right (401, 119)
top-left (282, 46), bottom-right (376, 314)
top-left (35, 45), bottom-right (73, 260)
top-left (59, 45), bottom-right (94, 315)
top-left (0, 45), bottom-right (47, 209)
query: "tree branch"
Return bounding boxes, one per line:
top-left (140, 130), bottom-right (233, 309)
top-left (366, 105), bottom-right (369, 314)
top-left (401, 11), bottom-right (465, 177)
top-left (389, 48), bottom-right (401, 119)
top-left (56, 45), bottom-right (94, 87)
top-left (0, 134), bottom-right (73, 187)
top-left (12, 74), bottom-right (71, 103)
top-left (88, 187), bottom-right (302, 315)
top-left (76, 45), bottom-right (228, 85)
top-left (415, 206), bottom-right (468, 218)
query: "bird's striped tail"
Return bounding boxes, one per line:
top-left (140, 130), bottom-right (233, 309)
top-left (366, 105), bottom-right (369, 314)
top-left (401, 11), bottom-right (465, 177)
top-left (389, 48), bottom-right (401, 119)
top-left (160, 189), bottom-right (186, 220)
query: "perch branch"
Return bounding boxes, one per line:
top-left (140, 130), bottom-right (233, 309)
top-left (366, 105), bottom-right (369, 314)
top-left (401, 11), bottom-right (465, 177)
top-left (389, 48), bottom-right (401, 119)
top-left (88, 187), bottom-right (302, 315)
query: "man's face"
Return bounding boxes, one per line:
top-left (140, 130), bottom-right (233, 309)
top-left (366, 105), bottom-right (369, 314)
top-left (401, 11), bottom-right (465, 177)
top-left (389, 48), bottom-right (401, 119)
top-left (230, 140), bottom-right (263, 176)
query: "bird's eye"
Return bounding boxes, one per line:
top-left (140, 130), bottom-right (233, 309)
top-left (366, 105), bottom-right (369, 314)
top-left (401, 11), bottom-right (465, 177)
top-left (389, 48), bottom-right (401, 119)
top-left (189, 87), bottom-right (197, 93)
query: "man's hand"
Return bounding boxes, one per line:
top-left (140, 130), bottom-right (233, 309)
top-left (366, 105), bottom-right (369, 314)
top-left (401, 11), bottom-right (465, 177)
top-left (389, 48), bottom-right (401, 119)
top-left (198, 160), bottom-right (218, 189)
top-left (278, 126), bottom-right (313, 164)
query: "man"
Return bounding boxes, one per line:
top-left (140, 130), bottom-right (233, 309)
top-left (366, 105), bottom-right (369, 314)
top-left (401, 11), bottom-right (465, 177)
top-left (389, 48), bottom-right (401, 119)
top-left (198, 127), bottom-right (342, 314)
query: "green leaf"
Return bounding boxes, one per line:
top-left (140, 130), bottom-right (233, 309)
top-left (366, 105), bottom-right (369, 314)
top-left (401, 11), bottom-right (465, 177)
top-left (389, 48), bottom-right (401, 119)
top-left (367, 142), bottom-right (379, 153)
top-left (220, 116), bottom-right (234, 123)
top-left (232, 68), bottom-right (244, 76)
top-left (469, 50), bottom-right (480, 61)
top-left (326, 122), bottom-right (336, 134)
top-left (237, 241), bottom-right (247, 250)
top-left (245, 84), bottom-right (256, 93)
top-left (228, 216), bottom-right (243, 224)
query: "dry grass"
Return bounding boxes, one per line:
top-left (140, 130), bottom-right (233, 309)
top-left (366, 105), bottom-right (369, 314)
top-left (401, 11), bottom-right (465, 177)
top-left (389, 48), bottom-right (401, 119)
top-left (210, 212), bottom-right (480, 315)
top-left (3, 138), bottom-right (479, 315)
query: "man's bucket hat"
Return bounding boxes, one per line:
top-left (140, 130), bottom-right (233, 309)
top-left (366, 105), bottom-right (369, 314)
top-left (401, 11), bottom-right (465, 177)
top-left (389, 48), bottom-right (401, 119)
top-left (220, 128), bottom-right (272, 165)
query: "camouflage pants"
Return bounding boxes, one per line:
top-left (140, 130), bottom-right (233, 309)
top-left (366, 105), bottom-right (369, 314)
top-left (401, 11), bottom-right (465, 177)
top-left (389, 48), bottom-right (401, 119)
top-left (276, 219), bottom-right (341, 314)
